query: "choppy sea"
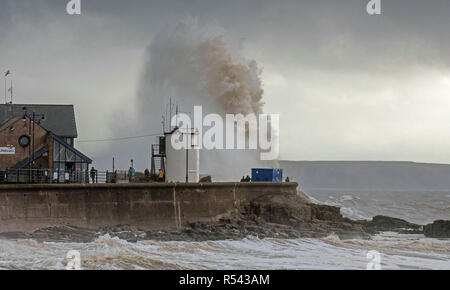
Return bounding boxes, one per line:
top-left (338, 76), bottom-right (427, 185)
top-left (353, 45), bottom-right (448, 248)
top-left (0, 189), bottom-right (449, 270)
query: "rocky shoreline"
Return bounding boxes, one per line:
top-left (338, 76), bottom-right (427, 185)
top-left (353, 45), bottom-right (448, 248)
top-left (423, 220), bottom-right (450, 238)
top-left (0, 191), bottom-right (448, 243)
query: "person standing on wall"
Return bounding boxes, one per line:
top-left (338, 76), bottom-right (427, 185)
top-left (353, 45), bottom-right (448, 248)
top-left (158, 169), bottom-right (164, 182)
top-left (128, 166), bottom-right (136, 182)
top-left (90, 167), bottom-right (97, 184)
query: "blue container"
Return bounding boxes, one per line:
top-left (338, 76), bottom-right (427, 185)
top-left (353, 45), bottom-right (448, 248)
top-left (251, 168), bottom-right (283, 182)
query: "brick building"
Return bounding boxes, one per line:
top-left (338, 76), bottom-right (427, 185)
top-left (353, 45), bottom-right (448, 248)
top-left (0, 104), bottom-right (92, 183)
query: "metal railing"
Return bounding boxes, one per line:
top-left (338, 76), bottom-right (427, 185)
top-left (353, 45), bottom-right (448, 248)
top-left (0, 169), bottom-right (120, 184)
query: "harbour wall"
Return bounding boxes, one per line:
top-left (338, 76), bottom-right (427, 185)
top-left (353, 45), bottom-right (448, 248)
top-left (0, 182), bottom-right (298, 233)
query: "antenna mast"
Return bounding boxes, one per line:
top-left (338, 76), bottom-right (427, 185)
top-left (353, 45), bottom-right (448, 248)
top-left (176, 103), bottom-right (179, 129)
top-left (169, 96), bottom-right (172, 131)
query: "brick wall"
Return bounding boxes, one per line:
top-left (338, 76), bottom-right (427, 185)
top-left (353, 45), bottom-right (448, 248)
top-left (0, 117), bottom-right (51, 169)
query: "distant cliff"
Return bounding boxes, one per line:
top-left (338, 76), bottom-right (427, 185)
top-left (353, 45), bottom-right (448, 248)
top-left (280, 161), bottom-right (450, 191)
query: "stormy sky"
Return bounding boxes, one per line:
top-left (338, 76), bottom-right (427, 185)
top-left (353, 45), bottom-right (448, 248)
top-left (1, 0), bottom-right (450, 169)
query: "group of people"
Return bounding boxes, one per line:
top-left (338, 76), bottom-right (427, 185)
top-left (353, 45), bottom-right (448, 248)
top-left (145, 168), bottom-right (165, 182)
top-left (89, 166), bottom-right (164, 183)
top-left (240, 175), bottom-right (291, 182)
top-left (90, 167), bottom-right (293, 184)
top-left (144, 168), bottom-right (164, 182)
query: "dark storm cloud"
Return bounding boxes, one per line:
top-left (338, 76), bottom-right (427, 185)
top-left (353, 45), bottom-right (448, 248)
top-left (3, 0), bottom-right (449, 70)
top-left (236, 0), bottom-right (450, 72)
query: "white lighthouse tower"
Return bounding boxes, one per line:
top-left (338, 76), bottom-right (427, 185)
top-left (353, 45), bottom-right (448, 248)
top-left (164, 127), bottom-right (200, 183)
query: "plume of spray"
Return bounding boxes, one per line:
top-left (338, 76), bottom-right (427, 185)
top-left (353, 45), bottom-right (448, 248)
top-left (136, 18), bottom-right (277, 180)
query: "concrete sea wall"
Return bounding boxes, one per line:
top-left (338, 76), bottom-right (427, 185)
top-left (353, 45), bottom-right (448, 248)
top-left (0, 182), bottom-right (298, 233)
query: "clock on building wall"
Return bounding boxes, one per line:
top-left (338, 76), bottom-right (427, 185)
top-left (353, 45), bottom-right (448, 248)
top-left (18, 135), bottom-right (31, 147)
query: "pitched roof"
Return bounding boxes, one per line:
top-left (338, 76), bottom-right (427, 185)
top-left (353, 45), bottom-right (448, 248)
top-left (0, 115), bottom-right (22, 132)
top-left (0, 104), bottom-right (78, 138)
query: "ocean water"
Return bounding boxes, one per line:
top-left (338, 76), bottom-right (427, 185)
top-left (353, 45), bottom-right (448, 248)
top-left (306, 189), bottom-right (450, 225)
top-left (0, 190), bottom-right (449, 270)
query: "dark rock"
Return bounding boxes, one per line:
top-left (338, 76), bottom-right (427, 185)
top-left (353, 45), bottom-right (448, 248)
top-left (424, 220), bottom-right (450, 238)
top-left (310, 204), bottom-right (343, 222)
top-left (199, 176), bottom-right (212, 183)
top-left (356, 215), bottom-right (422, 234)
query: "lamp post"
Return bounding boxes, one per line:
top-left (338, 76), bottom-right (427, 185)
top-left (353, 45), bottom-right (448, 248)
top-left (185, 126), bottom-right (188, 183)
top-left (185, 127), bottom-right (197, 183)
top-left (22, 107), bottom-right (45, 183)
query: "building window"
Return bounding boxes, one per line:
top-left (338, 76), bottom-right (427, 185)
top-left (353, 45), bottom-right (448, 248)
top-left (52, 138), bottom-right (90, 183)
top-left (63, 138), bottom-right (74, 146)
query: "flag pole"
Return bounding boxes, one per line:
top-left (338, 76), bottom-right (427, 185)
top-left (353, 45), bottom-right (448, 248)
top-left (4, 70), bottom-right (11, 104)
top-left (10, 79), bottom-right (13, 104)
